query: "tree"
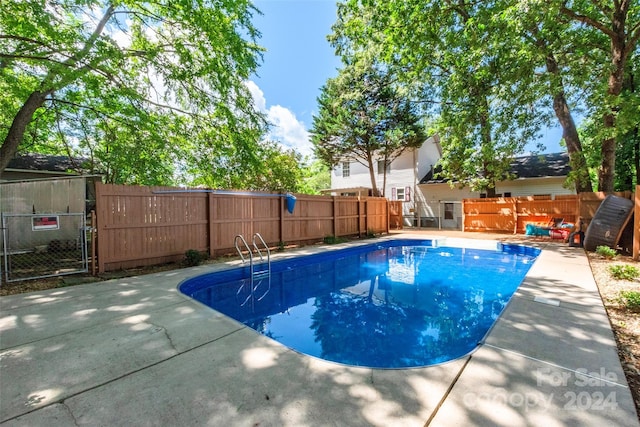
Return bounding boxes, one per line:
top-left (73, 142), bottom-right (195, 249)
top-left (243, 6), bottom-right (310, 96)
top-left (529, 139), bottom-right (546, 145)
top-left (185, 139), bottom-right (304, 192)
top-left (0, 0), bottom-right (266, 180)
top-left (298, 158), bottom-right (331, 195)
top-left (331, 1), bottom-right (547, 196)
top-left (310, 58), bottom-right (427, 196)
top-left (249, 142), bottom-right (303, 192)
top-left (559, 0), bottom-right (640, 192)
top-left (504, 1), bottom-right (595, 192)
top-left (331, 0), bottom-right (640, 194)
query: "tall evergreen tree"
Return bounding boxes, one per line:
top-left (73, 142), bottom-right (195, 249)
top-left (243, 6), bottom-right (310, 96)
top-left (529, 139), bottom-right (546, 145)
top-left (310, 58), bottom-right (426, 196)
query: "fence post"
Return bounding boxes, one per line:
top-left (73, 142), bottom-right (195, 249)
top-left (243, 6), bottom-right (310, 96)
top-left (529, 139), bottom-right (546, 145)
top-left (332, 196), bottom-right (338, 237)
top-left (280, 196), bottom-right (285, 244)
top-left (358, 198), bottom-right (363, 237)
top-left (461, 199), bottom-right (466, 232)
top-left (95, 182), bottom-right (105, 273)
top-left (364, 198), bottom-right (369, 234)
top-left (208, 193), bottom-right (215, 257)
top-left (386, 199), bottom-right (390, 234)
top-left (512, 198), bottom-right (518, 234)
top-left (634, 186), bottom-right (639, 261)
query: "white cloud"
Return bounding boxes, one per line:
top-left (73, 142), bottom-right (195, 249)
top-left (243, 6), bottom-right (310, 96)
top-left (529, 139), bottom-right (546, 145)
top-left (245, 81), bottom-right (313, 157)
top-left (246, 80), bottom-right (267, 112)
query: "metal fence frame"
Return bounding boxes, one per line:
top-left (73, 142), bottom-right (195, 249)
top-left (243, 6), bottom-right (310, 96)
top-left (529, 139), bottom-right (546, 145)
top-left (2, 212), bottom-right (89, 283)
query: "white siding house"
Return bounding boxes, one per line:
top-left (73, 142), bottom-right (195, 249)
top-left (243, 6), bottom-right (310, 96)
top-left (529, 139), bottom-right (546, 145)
top-left (418, 152), bottom-right (575, 229)
top-left (326, 137), bottom-right (574, 229)
top-left (325, 136), bottom-right (443, 226)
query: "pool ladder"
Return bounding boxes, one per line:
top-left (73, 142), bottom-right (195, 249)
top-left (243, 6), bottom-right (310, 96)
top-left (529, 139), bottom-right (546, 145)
top-left (234, 233), bottom-right (271, 307)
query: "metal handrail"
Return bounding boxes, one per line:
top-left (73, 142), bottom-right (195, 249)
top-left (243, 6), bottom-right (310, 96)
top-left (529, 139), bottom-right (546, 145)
top-left (234, 235), bottom-right (254, 306)
top-left (252, 233), bottom-right (271, 301)
top-left (234, 234), bottom-right (252, 265)
top-left (234, 233), bottom-right (271, 306)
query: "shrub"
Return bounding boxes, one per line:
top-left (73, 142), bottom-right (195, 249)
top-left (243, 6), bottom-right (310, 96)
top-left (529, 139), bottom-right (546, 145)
top-left (184, 249), bottom-right (206, 266)
top-left (323, 235), bottom-right (348, 244)
top-left (609, 264), bottom-right (640, 281)
top-left (366, 228), bottom-right (376, 238)
top-left (619, 290), bottom-right (640, 311)
top-left (277, 241), bottom-right (286, 252)
top-left (595, 245), bottom-right (617, 259)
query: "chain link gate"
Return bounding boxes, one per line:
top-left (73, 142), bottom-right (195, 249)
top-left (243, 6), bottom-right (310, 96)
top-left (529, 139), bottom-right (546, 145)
top-left (2, 213), bottom-right (88, 283)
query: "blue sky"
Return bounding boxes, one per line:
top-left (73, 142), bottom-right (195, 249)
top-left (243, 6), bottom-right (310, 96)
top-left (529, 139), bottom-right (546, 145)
top-left (248, 0), bottom-right (340, 157)
top-left (248, 0), bottom-right (563, 158)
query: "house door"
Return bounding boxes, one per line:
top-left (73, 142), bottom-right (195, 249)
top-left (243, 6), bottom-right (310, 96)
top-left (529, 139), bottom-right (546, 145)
top-left (441, 201), bottom-right (462, 229)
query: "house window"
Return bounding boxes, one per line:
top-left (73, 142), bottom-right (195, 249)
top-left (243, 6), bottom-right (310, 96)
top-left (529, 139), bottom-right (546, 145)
top-left (444, 203), bottom-right (454, 220)
top-left (504, 192), bottom-right (511, 197)
top-left (342, 161), bottom-right (350, 177)
top-left (391, 187), bottom-right (411, 202)
top-left (377, 159), bottom-right (390, 175)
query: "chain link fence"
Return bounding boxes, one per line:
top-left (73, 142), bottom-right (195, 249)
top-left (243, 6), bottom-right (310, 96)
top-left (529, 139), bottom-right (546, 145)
top-left (2, 213), bottom-right (88, 283)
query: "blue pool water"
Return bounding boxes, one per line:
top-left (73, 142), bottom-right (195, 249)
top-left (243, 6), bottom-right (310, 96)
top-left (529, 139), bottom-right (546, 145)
top-left (179, 239), bottom-right (539, 368)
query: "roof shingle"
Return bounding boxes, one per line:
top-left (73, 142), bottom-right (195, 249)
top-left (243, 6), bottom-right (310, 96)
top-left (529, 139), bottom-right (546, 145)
top-left (420, 152), bottom-right (570, 184)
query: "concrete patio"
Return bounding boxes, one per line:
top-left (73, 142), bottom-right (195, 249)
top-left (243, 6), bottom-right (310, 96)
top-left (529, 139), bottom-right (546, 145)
top-left (1, 231), bottom-right (638, 426)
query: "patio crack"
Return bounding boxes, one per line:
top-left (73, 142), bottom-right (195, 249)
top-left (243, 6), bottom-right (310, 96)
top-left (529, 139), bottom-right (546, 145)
top-left (60, 401), bottom-right (80, 426)
top-left (149, 322), bottom-right (178, 353)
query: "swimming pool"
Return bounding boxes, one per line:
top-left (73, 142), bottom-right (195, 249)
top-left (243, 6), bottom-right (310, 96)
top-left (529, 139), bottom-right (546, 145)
top-left (179, 239), bottom-right (539, 368)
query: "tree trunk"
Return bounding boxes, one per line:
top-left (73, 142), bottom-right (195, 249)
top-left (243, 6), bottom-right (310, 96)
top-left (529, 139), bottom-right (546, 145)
top-left (542, 50), bottom-right (592, 193)
top-left (478, 90), bottom-right (496, 197)
top-left (627, 71), bottom-right (640, 187)
top-left (367, 156), bottom-right (380, 196)
top-left (0, 5), bottom-right (114, 173)
top-left (553, 91), bottom-right (592, 193)
top-left (598, 6), bottom-right (627, 192)
top-left (634, 128), bottom-right (640, 187)
top-left (559, 2), bottom-right (634, 192)
top-left (0, 91), bottom-right (51, 172)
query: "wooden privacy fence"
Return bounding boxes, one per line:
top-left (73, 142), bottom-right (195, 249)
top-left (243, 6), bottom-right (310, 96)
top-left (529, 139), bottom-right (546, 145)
top-left (462, 192), bottom-right (634, 234)
top-left (95, 183), bottom-right (389, 272)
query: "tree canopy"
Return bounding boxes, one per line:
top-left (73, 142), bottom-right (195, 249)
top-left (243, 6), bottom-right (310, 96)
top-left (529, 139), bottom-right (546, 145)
top-left (329, 0), bottom-right (640, 192)
top-left (310, 57), bottom-right (427, 196)
top-left (0, 0), bottom-right (266, 184)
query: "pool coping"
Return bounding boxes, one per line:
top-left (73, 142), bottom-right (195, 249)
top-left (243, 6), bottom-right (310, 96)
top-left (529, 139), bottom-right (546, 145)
top-left (1, 230), bottom-right (638, 426)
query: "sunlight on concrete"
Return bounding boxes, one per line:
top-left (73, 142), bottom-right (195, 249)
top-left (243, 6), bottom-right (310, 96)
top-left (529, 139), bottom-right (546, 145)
top-left (0, 314), bottom-right (17, 331)
top-left (22, 314), bottom-right (44, 328)
top-left (241, 346), bottom-right (279, 369)
top-left (72, 308), bottom-right (98, 318)
top-left (25, 388), bottom-right (63, 408)
top-left (106, 303), bottom-right (152, 312)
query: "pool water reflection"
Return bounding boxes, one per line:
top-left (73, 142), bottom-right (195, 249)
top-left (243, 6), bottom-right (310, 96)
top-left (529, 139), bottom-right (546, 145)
top-left (180, 241), bottom-right (539, 368)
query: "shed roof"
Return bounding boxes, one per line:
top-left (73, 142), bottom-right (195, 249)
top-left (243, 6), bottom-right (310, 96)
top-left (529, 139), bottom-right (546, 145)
top-left (5, 153), bottom-right (86, 173)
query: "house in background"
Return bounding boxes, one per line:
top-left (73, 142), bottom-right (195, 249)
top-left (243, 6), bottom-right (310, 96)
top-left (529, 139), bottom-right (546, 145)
top-left (325, 139), bottom-right (574, 228)
top-left (323, 135), bottom-right (443, 225)
top-left (418, 152), bottom-right (574, 229)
